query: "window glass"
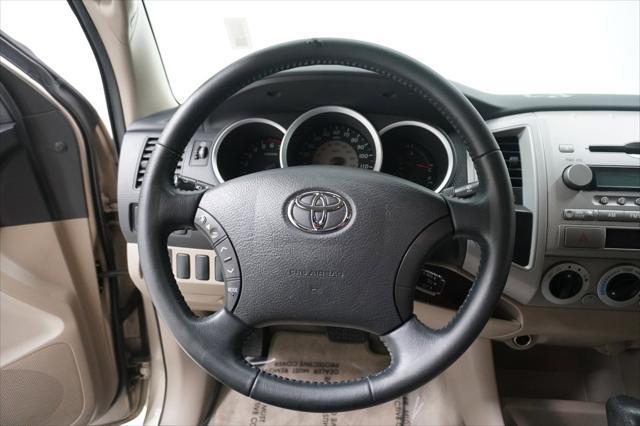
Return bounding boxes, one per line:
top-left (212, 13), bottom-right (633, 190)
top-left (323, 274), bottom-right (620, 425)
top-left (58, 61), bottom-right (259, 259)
top-left (1, 0), bottom-right (112, 134)
top-left (145, 0), bottom-right (640, 102)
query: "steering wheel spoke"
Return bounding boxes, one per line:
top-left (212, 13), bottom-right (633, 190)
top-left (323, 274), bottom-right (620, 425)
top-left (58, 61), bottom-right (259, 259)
top-left (191, 310), bottom-right (259, 395)
top-left (163, 188), bottom-right (206, 230)
top-left (444, 193), bottom-right (490, 244)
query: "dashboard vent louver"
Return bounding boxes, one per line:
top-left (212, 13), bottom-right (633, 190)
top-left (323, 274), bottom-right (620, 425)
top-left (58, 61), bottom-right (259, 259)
top-left (175, 152), bottom-right (185, 174)
top-left (134, 138), bottom-right (184, 189)
top-left (495, 134), bottom-right (523, 204)
top-left (135, 137), bottom-right (158, 188)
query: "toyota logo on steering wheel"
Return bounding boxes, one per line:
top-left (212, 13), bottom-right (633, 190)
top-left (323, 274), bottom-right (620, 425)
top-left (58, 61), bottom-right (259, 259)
top-left (287, 191), bottom-right (351, 233)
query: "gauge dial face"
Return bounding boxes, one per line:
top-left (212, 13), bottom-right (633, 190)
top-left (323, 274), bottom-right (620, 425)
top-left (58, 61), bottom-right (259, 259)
top-left (291, 124), bottom-right (377, 170)
top-left (382, 141), bottom-right (438, 189)
top-left (380, 122), bottom-right (453, 192)
top-left (239, 136), bottom-right (281, 175)
top-left (214, 119), bottom-right (285, 182)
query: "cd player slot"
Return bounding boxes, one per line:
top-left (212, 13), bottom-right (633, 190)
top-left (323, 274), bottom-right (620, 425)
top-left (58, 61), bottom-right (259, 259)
top-left (588, 142), bottom-right (640, 155)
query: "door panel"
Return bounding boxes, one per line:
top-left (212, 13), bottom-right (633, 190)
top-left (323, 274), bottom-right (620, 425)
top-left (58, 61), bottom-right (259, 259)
top-left (0, 220), bottom-right (117, 425)
top-left (0, 40), bottom-right (121, 424)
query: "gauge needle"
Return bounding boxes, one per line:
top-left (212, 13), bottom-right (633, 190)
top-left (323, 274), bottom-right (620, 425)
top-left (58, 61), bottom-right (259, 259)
top-left (415, 163), bottom-right (432, 169)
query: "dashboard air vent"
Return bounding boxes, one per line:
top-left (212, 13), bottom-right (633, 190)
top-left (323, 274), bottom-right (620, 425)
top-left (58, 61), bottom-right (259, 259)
top-left (135, 137), bottom-right (158, 188)
top-left (175, 152), bottom-right (185, 174)
top-left (495, 134), bottom-right (523, 204)
top-left (134, 138), bottom-right (184, 189)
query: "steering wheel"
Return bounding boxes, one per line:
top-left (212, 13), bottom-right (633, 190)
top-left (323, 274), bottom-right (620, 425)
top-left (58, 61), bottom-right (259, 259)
top-left (138, 39), bottom-right (515, 412)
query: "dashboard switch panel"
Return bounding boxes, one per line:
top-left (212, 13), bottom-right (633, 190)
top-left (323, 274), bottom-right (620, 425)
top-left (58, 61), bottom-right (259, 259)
top-left (195, 255), bottom-right (210, 281)
top-left (176, 253), bottom-right (190, 279)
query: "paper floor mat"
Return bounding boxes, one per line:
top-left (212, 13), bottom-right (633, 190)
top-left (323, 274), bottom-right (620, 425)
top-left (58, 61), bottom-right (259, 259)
top-left (210, 331), bottom-right (461, 426)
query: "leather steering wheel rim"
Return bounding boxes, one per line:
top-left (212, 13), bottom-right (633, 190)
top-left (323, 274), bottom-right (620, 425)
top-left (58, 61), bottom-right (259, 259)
top-left (138, 39), bottom-right (515, 412)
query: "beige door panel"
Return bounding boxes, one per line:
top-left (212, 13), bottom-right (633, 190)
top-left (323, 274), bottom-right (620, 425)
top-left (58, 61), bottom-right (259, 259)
top-left (0, 219), bottom-right (118, 425)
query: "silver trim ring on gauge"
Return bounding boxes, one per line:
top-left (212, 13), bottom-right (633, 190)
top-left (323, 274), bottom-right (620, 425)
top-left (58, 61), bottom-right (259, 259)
top-left (280, 106), bottom-right (383, 171)
top-left (212, 118), bottom-right (286, 182)
top-left (379, 121), bottom-right (455, 193)
top-left (541, 262), bottom-right (590, 305)
top-left (597, 265), bottom-right (640, 308)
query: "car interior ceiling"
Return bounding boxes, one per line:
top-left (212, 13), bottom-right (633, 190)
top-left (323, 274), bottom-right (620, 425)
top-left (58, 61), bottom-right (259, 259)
top-left (0, 1), bottom-right (639, 426)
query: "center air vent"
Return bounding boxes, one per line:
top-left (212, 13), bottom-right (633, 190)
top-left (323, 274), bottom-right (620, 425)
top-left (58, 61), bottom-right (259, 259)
top-left (134, 137), bottom-right (184, 189)
top-left (495, 134), bottom-right (523, 204)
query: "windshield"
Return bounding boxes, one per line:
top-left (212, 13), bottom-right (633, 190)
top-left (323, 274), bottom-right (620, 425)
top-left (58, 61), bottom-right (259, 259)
top-left (145, 1), bottom-right (640, 102)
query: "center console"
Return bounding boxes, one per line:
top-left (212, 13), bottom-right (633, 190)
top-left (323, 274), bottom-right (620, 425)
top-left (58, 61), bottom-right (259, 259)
top-left (467, 111), bottom-right (640, 312)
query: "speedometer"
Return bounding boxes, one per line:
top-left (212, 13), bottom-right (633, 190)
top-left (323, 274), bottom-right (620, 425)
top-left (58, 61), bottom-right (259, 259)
top-left (292, 123), bottom-right (377, 169)
top-left (281, 106), bottom-right (382, 171)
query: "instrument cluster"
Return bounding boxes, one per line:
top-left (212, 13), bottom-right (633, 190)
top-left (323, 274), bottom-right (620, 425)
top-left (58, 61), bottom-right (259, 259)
top-left (213, 106), bottom-right (454, 192)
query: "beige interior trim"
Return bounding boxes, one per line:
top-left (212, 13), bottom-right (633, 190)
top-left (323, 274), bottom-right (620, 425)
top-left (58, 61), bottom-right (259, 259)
top-left (127, 243), bottom-right (225, 312)
top-left (156, 319), bottom-right (216, 426)
top-left (1, 219), bottom-right (118, 425)
top-left (127, 242), bottom-right (640, 348)
top-left (83, 0), bottom-right (177, 124)
top-left (416, 298), bottom-right (640, 346)
top-left (0, 52), bottom-right (141, 424)
top-left (139, 298), bottom-right (166, 426)
top-left (502, 398), bottom-right (607, 426)
top-left (126, 244), bottom-right (216, 425)
top-left (415, 301), bottom-right (521, 340)
top-left (510, 303), bottom-right (640, 346)
top-left (446, 339), bottom-right (504, 425)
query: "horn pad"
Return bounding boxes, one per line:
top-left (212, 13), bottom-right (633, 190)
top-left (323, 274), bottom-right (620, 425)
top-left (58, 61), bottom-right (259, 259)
top-left (197, 165), bottom-right (450, 334)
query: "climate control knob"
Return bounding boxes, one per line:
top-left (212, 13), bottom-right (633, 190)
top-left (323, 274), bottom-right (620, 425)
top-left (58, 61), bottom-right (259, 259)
top-left (541, 263), bottom-right (589, 304)
top-left (597, 265), bottom-right (640, 307)
top-left (562, 163), bottom-right (593, 190)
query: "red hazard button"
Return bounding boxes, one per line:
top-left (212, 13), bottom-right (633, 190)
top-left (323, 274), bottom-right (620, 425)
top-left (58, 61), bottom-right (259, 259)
top-left (564, 226), bottom-right (604, 249)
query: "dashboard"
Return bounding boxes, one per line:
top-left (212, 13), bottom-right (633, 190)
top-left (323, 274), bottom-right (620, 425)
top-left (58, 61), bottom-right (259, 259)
top-left (117, 68), bottom-right (640, 319)
top-left (212, 105), bottom-right (453, 192)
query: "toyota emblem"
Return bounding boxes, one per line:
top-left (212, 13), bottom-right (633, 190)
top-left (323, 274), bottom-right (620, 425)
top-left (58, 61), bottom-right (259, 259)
top-left (288, 191), bottom-right (351, 233)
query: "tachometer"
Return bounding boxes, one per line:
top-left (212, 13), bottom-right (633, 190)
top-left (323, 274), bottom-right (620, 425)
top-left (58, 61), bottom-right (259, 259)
top-left (213, 118), bottom-right (285, 182)
top-left (282, 106), bottom-right (381, 171)
top-left (238, 136), bottom-right (281, 174)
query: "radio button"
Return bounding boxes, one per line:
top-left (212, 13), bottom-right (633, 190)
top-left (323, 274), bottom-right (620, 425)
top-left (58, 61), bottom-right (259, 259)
top-left (635, 198), bottom-right (640, 206)
top-left (564, 226), bottom-right (604, 249)
top-left (581, 210), bottom-right (595, 220)
top-left (595, 210), bottom-right (625, 222)
top-left (599, 196), bottom-right (609, 205)
top-left (622, 210), bottom-right (640, 223)
top-left (617, 197), bottom-right (627, 205)
top-left (564, 209), bottom-right (595, 221)
top-left (214, 238), bottom-right (240, 280)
